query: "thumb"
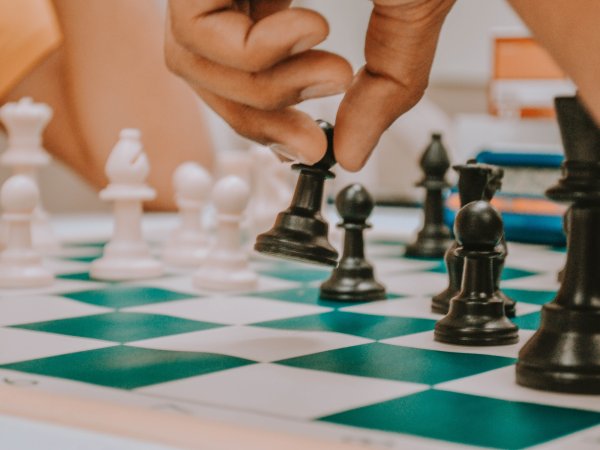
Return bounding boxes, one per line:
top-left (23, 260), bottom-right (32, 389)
top-left (335, 0), bottom-right (455, 171)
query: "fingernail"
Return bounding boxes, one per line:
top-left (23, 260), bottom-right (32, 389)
top-left (300, 82), bottom-right (346, 101)
top-left (290, 35), bottom-right (320, 55)
top-left (269, 143), bottom-right (309, 164)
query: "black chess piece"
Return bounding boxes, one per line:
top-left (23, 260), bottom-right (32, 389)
top-left (486, 166), bottom-right (517, 318)
top-left (432, 161), bottom-right (518, 316)
top-left (516, 95), bottom-right (600, 394)
top-left (434, 200), bottom-right (519, 346)
top-left (254, 120), bottom-right (338, 266)
top-left (405, 133), bottom-right (452, 258)
top-left (320, 184), bottom-right (386, 302)
top-left (556, 207), bottom-right (570, 283)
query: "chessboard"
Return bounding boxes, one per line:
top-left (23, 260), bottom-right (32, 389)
top-left (0, 209), bottom-right (598, 450)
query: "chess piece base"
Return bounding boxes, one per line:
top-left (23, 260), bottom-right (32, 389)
top-left (516, 303), bottom-right (600, 394)
top-left (90, 257), bottom-right (163, 281)
top-left (432, 288), bottom-right (516, 317)
top-left (0, 264), bottom-right (53, 288)
top-left (193, 268), bottom-right (257, 291)
top-left (435, 298), bottom-right (519, 346)
top-left (163, 245), bottom-right (208, 268)
top-left (255, 211), bottom-right (338, 267)
top-left (320, 272), bottom-right (386, 302)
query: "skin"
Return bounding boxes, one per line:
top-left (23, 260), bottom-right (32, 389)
top-left (3, 0), bottom-right (214, 210)
top-left (166, 0), bottom-right (600, 171)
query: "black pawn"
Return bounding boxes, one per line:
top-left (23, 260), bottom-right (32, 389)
top-left (320, 184), bottom-right (386, 302)
top-left (516, 96), bottom-right (600, 394)
top-left (434, 200), bottom-right (519, 346)
top-left (405, 133), bottom-right (452, 258)
top-left (254, 121), bottom-right (338, 266)
top-left (432, 162), bottom-right (516, 317)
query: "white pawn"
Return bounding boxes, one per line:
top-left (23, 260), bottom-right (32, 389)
top-left (248, 145), bottom-right (294, 239)
top-left (0, 175), bottom-right (53, 288)
top-left (0, 97), bottom-right (58, 252)
top-left (162, 162), bottom-right (212, 267)
top-left (90, 129), bottom-right (163, 280)
top-left (193, 176), bottom-right (257, 291)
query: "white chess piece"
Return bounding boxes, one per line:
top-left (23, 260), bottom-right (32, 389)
top-left (0, 97), bottom-right (59, 252)
top-left (193, 175), bottom-right (257, 291)
top-left (0, 175), bottom-right (53, 288)
top-left (162, 162), bottom-right (212, 267)
top-left (248, 144), bottom-right (294, 238)
top-left (90, 129), bottom-right (163, 280)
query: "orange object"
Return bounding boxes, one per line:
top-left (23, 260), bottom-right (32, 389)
top-left (489, 36), bottom-right (572, 118)
top-left (0, 0), bottom-right (62, 99)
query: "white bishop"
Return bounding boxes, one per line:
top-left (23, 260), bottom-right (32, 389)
top-left (90, 129), bottom-right (163, 280)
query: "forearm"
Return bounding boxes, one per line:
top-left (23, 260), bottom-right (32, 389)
top-left (509, 0), bottom-right (600, 124)
top-left (51, 0), bottom-right (214, 210)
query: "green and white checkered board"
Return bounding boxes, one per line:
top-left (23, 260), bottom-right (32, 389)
top-left (0, 235), bottom-right (598, 450)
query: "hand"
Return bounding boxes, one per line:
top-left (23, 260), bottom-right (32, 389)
top-left (165, 0), bottom-right (353, 163)
top-left (165, 0), bottom-right (455, 170)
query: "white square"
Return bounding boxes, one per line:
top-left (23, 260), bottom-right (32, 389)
top-left (371, 258), bottom-right (440, 275)
top-left (437, 366), bottom-right (600, 412)
top-left (123, 296), bottom-right (330, 325)
top-left (137, 363), bottom-right (427, 419)
top-left (0, 279), bottom-right (108, 298)
top-left (380, 272), bottom-right (448, 296)
top-left (502, 273), bottom-right (560, 291)
top-left (44, 258), bottom-right (90, 275)
top-left (0, 328), bottom-right (113, 364)
top-left (341, 296), bottom-right (441, 320)
top-left (124, 274), bottom-right (299, 296)
top-left (381, 329), bottom-right (536, 358)
top-left (129, 325), bottom-right (372, 362)
top-left (0, 296), bottom-right (109, 326)
top-left (505, 244), bottom-right (565, 273)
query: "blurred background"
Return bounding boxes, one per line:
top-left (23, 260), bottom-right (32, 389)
top-left (0, 0), bottom-right (573, 213)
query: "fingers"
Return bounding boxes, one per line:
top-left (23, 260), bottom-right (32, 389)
top-left (335, 0), bottom-right (455, 171)
top-left (168, 1), bottom-right (329, 72)
top-left (166, 43), bottom-right (353, 110)
top-left (196, 87), bottom-right (328, 163)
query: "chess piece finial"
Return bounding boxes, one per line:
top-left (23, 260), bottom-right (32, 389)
top-left (517, 95), bottom-right (600, 393)
top-left (434, 200), bottom-right (519, 346)
top-left (0, 175), bottom-right (53, 288)
top-left (320, 184), bottom-right (386, 301)
top-left (193, 175), bottom-right (257, 291)
top-left (405, 133), bottom-right (452, 258)
top-left (254, 120), bottom-right (338, 266)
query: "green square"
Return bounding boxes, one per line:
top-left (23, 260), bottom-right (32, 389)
top-left (12, 312), bottom-right (222, 343)
top-left (249, 287), bottom-right (400, 310)
top-left (0, 346), bottom-right (253, 389)
top-left (64, 286), bottom-right (198, 309)
top-left (512, 311), bottom-right (541, 330)
top-left (57, 272), bottom-right (96, 282)
top-left (504, 288), bottom-right (556, 305)
top-left (63, 241), bottom-right (107, 249)
top-left (427, 262), bottom-right (537, 280)
top-left (278, 343), bottom-right (515, 384)
top-left (63, 254), bottom-right (102, 264)
top-left (320, 390), bottom-right (600, 449)
top-left (255, 311), bottom-right (436, 340)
